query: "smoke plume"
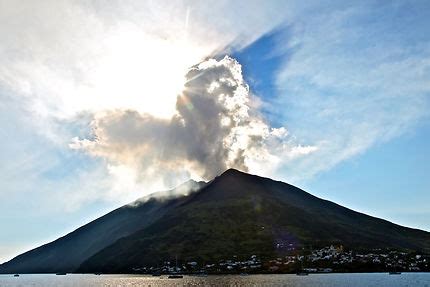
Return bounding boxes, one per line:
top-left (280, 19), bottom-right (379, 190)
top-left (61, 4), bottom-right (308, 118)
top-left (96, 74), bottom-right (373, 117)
top-left (71, 56), bottom-right (316, 187)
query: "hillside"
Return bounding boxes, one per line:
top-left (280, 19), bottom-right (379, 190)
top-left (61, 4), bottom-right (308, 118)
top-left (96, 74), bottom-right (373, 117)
top-left (0, 180), bottom-right (205, 273)
top-left (77, 169), bottom-right (430, 273)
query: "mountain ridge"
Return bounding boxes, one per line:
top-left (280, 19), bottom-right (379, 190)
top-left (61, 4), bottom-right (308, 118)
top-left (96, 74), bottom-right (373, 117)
top-left (1, 169), bottom-right (429, 274)
top-left (0, 180), bottom-right (205, 273)
top-left (77, 169), bottom-right (430, 273)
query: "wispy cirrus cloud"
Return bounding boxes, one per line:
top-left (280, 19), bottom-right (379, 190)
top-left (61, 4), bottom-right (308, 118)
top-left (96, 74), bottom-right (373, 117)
top-left (0, 0), bottom-right (286, 119)
top-left (266, 1), bottom-right (430, 182)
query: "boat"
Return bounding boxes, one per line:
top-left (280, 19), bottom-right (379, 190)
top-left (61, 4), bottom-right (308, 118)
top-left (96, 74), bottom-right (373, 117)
top-left (167, 255), bottom-right (183, 279)
top-left (56, 272), bottom-right (67, 275)
top-left (168, 274), bottom-right (183, 279)
top-left (296, 255), bottom-right (309, 276)
top-left (389, 265), bottom-right (402, 275)
top-left (13, 274), bottom-right (19, 277)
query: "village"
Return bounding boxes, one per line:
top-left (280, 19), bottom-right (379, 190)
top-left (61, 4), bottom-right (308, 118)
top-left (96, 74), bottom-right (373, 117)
top-left (267, 245), bottom-right (430, 273)
top-left (131, 245), bottom-right (430, 274)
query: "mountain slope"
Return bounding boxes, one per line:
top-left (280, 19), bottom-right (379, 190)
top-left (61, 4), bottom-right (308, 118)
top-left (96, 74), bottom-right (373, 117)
top-left (77, 169), bottom-right (430, 273)
top-left (0, 180), bottom-right (205, 274)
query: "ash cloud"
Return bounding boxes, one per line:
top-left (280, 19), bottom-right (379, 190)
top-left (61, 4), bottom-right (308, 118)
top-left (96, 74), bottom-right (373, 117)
top-left (71, 56), bottom-right (315, 185)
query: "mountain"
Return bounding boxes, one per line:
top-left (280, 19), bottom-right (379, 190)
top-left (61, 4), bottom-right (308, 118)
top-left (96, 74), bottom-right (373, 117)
top-left (76, 169), bottom-right (430, 273)
top-left (1, 169), bottom-right (429, 274)
top-left (0, 180), bottom-right (205, 274)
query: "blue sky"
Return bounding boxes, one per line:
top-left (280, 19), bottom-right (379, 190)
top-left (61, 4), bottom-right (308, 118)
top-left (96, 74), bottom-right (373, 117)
top-left (304, 121), bottom-right (430, 230)
top-left (232, 0), bottom-right (430, 227)
top-left (0, 1), bottom-right (429, 263)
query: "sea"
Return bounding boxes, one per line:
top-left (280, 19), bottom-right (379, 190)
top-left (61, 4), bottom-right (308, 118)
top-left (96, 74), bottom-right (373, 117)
top-left (0, 273), bottom-right (429, 287)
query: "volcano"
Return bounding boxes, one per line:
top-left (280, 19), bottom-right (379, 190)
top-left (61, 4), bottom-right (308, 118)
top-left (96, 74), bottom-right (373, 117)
top-left (1, 169), bottom-right (429, 274)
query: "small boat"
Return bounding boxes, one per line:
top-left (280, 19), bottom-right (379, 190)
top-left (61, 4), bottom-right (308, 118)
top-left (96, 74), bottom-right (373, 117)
top-left (13, 274), bottom-right (19, 277)
top-left (389, 271), bottom-right (401, 275)
top-left (56, 272), bottom-right (67, 275)
top-left (167, 255), bottom-right (183, 278)
top-left (168, 274), bottom-right (183, 279)
top-left (296, 255), bottom-right (309, 276)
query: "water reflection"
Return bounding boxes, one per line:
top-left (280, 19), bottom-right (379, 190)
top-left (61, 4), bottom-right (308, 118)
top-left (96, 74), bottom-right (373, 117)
top-left (0, 273), bottom-right (429, 287)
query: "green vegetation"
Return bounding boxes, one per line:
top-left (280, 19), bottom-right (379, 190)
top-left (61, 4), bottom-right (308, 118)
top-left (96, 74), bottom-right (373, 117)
top-left (2, 169), bottom-right (429, 274)
top-left (77, 169), bottom-right (430, 273)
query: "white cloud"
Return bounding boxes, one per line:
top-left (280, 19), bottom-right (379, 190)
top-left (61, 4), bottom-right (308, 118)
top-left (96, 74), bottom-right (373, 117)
top-left (0, 0), bottom-right (285, 119)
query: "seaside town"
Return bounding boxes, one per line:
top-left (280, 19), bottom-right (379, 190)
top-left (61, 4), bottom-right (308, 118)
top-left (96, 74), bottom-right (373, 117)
top-left (131, 245), bottom-right (430, 275)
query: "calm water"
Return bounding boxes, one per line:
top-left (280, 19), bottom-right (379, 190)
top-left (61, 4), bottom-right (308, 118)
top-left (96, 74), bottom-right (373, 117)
top-left (0, 273), bottom-right (429, 287)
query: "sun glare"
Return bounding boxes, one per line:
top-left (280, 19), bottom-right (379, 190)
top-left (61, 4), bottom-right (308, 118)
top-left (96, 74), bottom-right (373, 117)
top-left (58, 24), bottom-right (204, 119)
